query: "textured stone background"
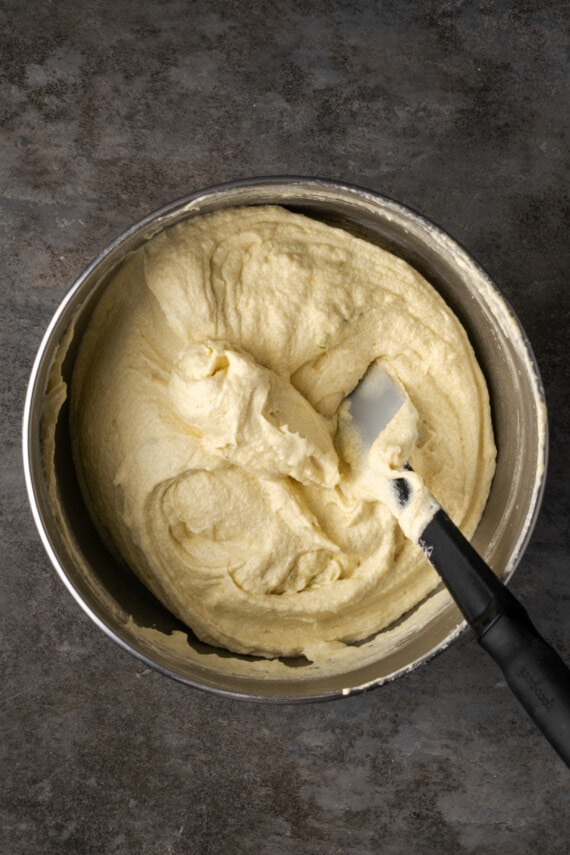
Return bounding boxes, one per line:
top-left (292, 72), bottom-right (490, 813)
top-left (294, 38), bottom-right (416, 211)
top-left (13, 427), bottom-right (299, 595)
top-left (2, 1), bottom-right (569, 852)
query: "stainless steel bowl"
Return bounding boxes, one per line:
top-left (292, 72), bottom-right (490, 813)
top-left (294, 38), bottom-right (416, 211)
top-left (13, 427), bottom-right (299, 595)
top-left (23, 177), bottom-right (547, 701)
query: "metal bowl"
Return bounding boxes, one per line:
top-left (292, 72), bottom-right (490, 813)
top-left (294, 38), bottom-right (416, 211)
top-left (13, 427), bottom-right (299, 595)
top-left (23, 177), bottom-right (547, 701)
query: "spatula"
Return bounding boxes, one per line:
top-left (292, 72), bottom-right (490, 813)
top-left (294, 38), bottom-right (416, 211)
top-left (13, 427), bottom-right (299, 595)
top-left (348, 362), bottom-right (570, 766)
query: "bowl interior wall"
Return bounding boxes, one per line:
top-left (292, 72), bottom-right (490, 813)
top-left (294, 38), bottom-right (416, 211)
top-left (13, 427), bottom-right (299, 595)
top-left (28, 181), bottom-right (546, 700)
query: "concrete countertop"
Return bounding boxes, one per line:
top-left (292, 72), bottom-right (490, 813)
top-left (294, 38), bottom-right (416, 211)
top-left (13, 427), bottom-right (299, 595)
top-left (2, 1), bottom-right (568, 852)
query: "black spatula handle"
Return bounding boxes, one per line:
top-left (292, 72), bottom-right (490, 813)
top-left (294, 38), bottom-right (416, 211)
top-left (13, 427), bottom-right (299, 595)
top-left (478, 605), bottom-right (570, 766)
top-left (420, 509), bottom-right (570, 767)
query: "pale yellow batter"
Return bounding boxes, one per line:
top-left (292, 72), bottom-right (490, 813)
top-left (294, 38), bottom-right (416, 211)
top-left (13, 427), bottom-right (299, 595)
top-left (70, 206), bottom-right (495, 659)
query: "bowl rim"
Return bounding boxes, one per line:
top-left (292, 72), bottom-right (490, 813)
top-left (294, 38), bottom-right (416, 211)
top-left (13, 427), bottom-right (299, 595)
top-left (22, 175), bottom-right (549, 702)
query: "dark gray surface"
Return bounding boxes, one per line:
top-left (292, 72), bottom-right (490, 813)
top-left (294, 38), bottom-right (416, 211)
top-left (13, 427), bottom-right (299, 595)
top-left (2, 1), bottom-right (569, 852)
